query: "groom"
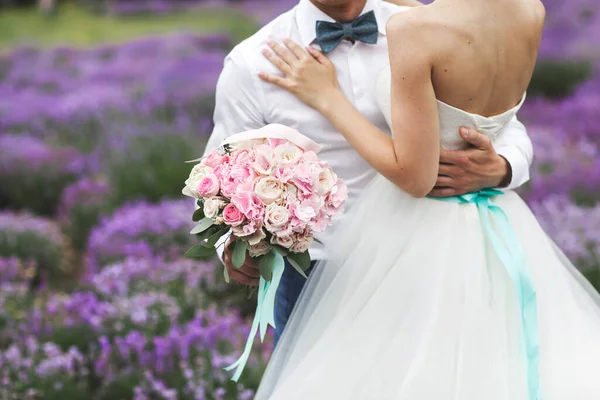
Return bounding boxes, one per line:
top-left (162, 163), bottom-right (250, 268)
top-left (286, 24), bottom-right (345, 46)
top-left (203, 0), bottom-right (534, 345)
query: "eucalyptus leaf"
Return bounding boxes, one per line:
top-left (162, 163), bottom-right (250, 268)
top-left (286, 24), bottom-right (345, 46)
top-left (223, 265), bottom-right (230, 283)
top-left (286, 256), bottom-right (308, 279)
top-left (190, 218), bottom-right (214, 235)
top-left (184, 244), bottom-right (216, 259)
top-left (206, 226), bottom-right (229, 247)
top-left (232, 240), bottom-right (248, 269)
top-left (271, 245), bottom-right (289, 257)
top-left (288, 250), bottom-right (311, 271)
top-left (197, 224), bottom-right (221, 241)
top-left (192, 206), bottom-right (205, 222)
top-left (313, 237), bottom-right (323, 244)
top-left (259, 251), bottom-right (275, 282)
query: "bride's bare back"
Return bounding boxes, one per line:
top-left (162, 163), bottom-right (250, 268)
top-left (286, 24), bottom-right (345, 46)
top-left (388, 0), bottom-right (545, 116)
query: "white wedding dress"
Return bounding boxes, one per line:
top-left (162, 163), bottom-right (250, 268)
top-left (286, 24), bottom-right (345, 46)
top-left (254, 65), bottom-right (600, 400)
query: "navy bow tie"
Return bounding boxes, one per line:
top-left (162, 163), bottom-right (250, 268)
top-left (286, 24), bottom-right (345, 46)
top-left (315, 10), bottom-right (379, 54)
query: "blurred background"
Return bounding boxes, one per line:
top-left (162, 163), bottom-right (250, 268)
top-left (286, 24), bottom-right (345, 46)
top-left (0, 0), bottom-right (598, 398)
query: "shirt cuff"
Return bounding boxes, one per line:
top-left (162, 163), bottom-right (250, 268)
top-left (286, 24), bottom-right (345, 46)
top-left (496, 146), bottom-right (530, 190)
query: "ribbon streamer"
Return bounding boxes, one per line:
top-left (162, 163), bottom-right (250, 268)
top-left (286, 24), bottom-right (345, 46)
top-left (435, 189), bottom-right (542, 400)
top-left (225, 253), bottom-right (286, 381)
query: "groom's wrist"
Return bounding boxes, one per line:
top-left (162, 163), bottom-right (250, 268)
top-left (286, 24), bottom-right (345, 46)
top-left (496, 156), bottom-right (512, 188)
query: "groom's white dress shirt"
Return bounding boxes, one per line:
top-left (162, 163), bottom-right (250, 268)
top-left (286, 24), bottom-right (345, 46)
top-left (204, 0), bottom-right (534, 261)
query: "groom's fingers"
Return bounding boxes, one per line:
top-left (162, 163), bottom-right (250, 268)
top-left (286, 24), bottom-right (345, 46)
top-left (428, 187), bottom-right (457, 197)
top-left (437, 163), bottom-right (460, 177)
top-left (267, 40), bottom-right (298, 66)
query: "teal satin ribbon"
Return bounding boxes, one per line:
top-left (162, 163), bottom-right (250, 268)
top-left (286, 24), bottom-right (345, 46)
top-left (225, 252), bottom-right (286, 381)
top-left (433, 188), bottom-right (542, 400)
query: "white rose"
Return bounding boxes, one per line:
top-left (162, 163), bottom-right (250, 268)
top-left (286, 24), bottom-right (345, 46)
top-left (203, 197), bottom-right (222, 219)
top-left (270, 234), bottom-right (294, 249)
top-left (248, 240), bottom-right (271, 258)
top-left (316, 167), bottom-right (336, 195)
top-left (182, 164), bottom-right (213, 198)
top-left (264, 204), bottom-right (291, 233)
top-left (254, 177), bottom-right (284, 205)
top-left (274, 144), bottom-right (302, 167)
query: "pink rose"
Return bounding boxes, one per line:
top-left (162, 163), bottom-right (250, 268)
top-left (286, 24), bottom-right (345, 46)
top-left (222, 203), bottom-right (246, 227)
top-left (264, 204), bottom-right (291, 233)
top-left (252, 145), bottom-right (275, 175)
top-left (197, 174), bottom-right (220, 198)
top-left (232, 192), bottom-right (265, 221)
top-left (203, 152), bottom-right (224, 168)
top-left (290, 232), bottom-right (313, 253)
top-left (270, 234), bottom-right (294, 249)
top-left (232, 149), bottom-right (253, 166)
top-left (232, 221), bottom-right (259, 237)
top-left (248, 240), bottom-right (271, 257)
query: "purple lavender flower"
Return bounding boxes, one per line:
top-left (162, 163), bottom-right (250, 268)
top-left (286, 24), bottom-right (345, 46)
top-left (85, 200), bottom-right (196, 272)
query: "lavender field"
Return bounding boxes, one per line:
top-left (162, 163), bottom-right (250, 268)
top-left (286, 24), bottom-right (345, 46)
top-left (0, 0), bottom-right (598, 398)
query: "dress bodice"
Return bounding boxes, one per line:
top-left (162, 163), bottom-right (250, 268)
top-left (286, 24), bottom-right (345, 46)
top-left (375, 65), bottom-right (526, 150)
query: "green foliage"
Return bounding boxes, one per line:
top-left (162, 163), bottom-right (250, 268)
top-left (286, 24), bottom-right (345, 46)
top-left (105, 133), bottom-right (205, 208)
top-left (529, 60), bottom-right (594, 99)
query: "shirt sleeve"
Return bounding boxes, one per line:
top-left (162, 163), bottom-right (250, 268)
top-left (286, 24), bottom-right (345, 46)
top-left (494, 116), bottom-right (534, 190)
top-left (198, 50), bottom-right (266, 263)
top-left (203, 50), bottom-right (266, 156)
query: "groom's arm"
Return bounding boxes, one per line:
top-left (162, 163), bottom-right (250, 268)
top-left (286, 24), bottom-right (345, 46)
top-left (203, 51), bottom-right (266, 156)
top-left (199, 50), bottom-right (264, 283)
top-left (493, 116), bottom-right (534, 190)
top-left (429, 117), bottom-right (533, 197)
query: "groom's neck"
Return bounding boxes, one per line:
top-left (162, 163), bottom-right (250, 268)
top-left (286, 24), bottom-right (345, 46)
top-left (309, 0), bottom-right (368, 23)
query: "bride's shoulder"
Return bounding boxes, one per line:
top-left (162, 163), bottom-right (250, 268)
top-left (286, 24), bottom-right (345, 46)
top-left (386, 5), bottom-right (444, 37)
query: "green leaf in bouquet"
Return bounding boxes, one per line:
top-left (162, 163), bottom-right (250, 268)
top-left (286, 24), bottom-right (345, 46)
top-left (232, 240), bottom-right (248, 269)
top-left (192, 205), bottom-right (205, 222)
top-left (259, 251), bottom-right (276, 282)
top-left (223, 265), bottom-right (230, 283)
top-left (271, 244), bottom-right (289, 257)
top-left (287, 250), bottom-right (311, 278)
top-left (206, 226), bottom-right (230, 247)
top-left (190, 217), bottom-right (214, 234)
top-left (197, 224), bottom-right (221, 241)
top-left (184, 244), bottom-right (215, 259)
top-left (246, 285), bottom-right (257, 299)
top-left (313, 236), bottom-right (323, 244)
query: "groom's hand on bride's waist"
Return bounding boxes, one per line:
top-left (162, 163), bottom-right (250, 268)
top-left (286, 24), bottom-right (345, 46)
top-left (224, 236), bottom-right (260, 286)
top-left (428, 127), bottom-right (512, 197)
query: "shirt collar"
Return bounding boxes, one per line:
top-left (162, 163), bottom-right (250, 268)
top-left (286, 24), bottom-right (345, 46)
top-left (296, 0), bottom-right (387, 47)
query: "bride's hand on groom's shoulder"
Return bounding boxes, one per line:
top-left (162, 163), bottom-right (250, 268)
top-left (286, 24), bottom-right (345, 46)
top-left (259, 39), bottom-right (341, 111)
top-left (428, 127), bottom-right (511, 197)
top-left (223, 236), bottom-right (260, 286)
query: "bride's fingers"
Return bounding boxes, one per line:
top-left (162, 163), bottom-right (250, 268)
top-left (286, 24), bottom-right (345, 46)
top-left (267, 40), bottom-right (298, 66)
top-left (283, 38), bottom-right (309, 60)
top-left (258, 72), bottom-right (291, 90)
top-left (262, 48), bottom-right (292, 75)
top-left (307, 46), bottom-right (331, 66)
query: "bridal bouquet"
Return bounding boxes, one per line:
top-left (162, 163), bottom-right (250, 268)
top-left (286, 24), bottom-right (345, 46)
top-left (182, 124), bottom-right (348, 380)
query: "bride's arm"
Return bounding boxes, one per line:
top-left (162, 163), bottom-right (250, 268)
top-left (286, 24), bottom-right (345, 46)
top-left (259, 22), bottom-right (439, 197)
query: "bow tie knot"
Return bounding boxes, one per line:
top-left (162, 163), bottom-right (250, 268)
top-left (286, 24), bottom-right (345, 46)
top-left (316, 10), bottom-right (379, 54)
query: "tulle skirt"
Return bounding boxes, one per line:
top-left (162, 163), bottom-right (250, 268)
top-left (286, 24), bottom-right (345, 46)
top-left (255, 175), bottom-right (600, 400)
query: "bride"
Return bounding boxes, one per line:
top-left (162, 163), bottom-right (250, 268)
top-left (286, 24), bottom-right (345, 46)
top-left (254, 0), bottom-right (600, 398)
